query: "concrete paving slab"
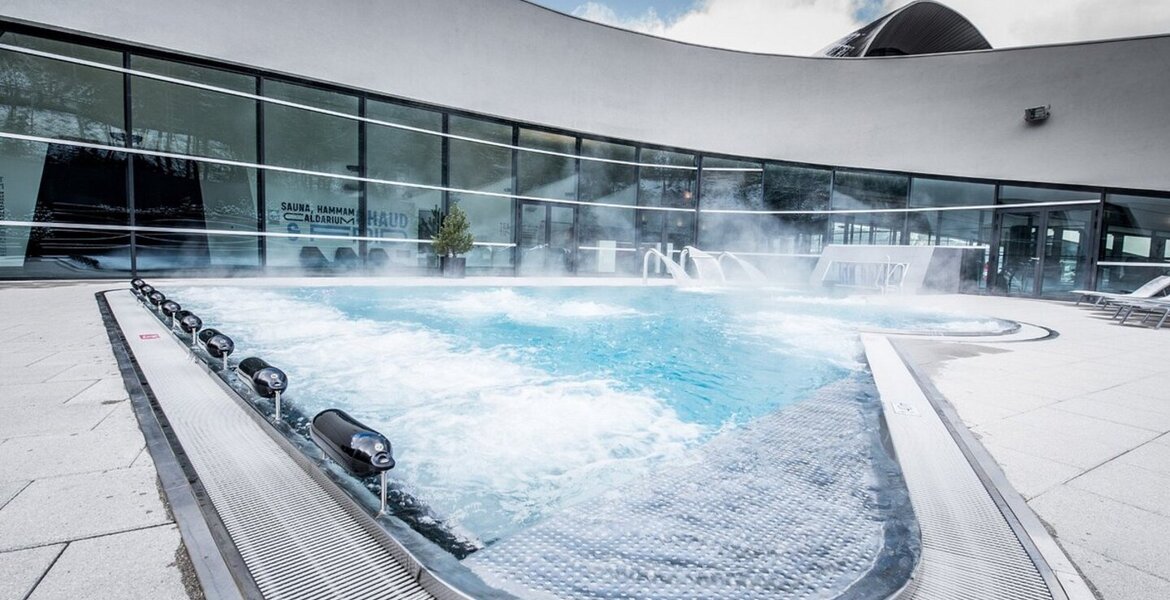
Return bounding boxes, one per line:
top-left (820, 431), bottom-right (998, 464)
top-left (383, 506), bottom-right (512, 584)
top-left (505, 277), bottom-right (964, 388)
top-left (0, 404), bottom-right (116, 440)
top-left (0, 544), bottom-right (64, 600)
top-left (46, 362), bottom-right (122, 383)
top-left (0, 466), bottom-right (170, 552)
top-left (1063, 542), bottom-right (1170, 600)
top-left (65, 378), bottom-right (129, 405)
top-left (1108, 375), bottom-right (1170, 400)
top-left (0, 349), bottom-right (55, 371)
top-left (1031, 486), bottom-right (1170, 581)
top-left (92, 403), bottom-right (140, 434)
top-left (29, 525), bottom-right (187, 600)
top-left (0, 481), bottom-right (28, 510)
top-left (1075, 387), bottom-right (1170, 416)
top-left (981, 442), bottom-right (1082, 500)
top-left (1116, 440), bottom-right (1170, 476)
top-left (1067, 461), bottom-right (1170, 518)
top-left (974, 407), bottom-right (1157, 469)
top-left (0, 380), bottom-right (98, 407)
top-left (0, 430), bottom-right (143, 482)
top-left (1051, 396), bottom-right (1170, 432)
top-left (949, 398), bottom-right (1021, 428)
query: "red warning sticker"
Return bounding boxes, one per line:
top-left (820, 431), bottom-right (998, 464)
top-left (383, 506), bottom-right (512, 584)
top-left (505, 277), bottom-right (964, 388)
top-left (139, 333), bottom-right (160, 340)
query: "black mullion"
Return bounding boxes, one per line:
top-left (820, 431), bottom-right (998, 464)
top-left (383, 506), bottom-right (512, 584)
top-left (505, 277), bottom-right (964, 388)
top-left (692, 155), bottom-right (702, 249)
top-left (255, 78), bottom-right (266, 269)
top-left (358, 97), bottom-right (368, 267)
top-left (633, 146), bottom-right (642, 252)
top-left (511, 126), bottom-right (519, 275)
top-left (122, 52), bottom-right (136, 276)
top-left (572, 137), bottom-right (582, 275)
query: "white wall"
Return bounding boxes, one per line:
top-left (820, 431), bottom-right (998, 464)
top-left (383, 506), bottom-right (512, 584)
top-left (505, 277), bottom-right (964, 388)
top-left (2, 0), bottom-right (1168, 192)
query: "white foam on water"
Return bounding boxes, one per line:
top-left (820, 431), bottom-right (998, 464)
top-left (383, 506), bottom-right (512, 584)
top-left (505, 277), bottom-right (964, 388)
top-left (405, 288), bottom-right (643, 325)
top-left (732, 310), bottom-right (866, 369)
top-left (175, 287), bottom-right (703, 543)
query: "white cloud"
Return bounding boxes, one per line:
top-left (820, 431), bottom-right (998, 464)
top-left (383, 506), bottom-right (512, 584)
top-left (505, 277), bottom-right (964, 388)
top-left (567, 0), bottom-right (1170, 55)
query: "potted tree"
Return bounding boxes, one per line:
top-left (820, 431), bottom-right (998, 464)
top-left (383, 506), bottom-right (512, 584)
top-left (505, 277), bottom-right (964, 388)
top-left (432, 205), bottom-right (474, 278)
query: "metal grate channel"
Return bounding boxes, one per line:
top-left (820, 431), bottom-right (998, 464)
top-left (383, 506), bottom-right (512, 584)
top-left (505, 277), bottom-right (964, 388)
top-left (863, 334), bottom-right (1058, 600)
top-left (109, 291), bottom-right (434, 600)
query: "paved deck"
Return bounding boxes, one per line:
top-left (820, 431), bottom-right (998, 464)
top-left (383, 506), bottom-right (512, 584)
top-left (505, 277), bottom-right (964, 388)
top-left (0, 282), bottom-right (192, 600)
top-left (888, 294), bottom-right (1170, 600)
top-left (0, 280), bottom-right (1167, 599)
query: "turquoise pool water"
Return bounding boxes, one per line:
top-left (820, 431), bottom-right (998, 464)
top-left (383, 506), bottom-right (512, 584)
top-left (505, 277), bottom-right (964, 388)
top-left (176, 285), bottom-right (1009, 550)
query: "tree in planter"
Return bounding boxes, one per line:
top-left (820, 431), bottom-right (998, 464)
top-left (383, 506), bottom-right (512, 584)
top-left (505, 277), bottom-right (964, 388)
top-left (432, 205), bottom-right (475, 257)
top-left (432, 205), bottom-right (475, 276)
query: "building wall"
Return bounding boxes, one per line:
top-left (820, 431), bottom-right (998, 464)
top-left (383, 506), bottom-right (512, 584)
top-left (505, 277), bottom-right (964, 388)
top-left (1, 0), bottom-right (1169, 192)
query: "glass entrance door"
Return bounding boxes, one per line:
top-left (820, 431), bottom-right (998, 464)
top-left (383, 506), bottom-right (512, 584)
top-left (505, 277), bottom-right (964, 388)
top-left (994, 208), bottom-right (1095, 297)
top-left (519, 202), bottom-right (575, 275)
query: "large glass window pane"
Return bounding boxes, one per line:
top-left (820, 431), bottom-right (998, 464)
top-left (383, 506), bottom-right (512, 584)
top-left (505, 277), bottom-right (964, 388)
top-left (264, 172), bottom-right (359, 270)
top-left (762, 163), bottom-right (831, 254)
top-left (365, 101), bottom-right (442, 269)
top-left (907, 178), bottom-right (995, 246)
top-left (700, 157), bottom-right (762, 210)
top-left (638, 209), bottom-right (694, 265)
top-left (449, 116), bottom-right (514, 269)
top-left (579, 139), bottom-right (636, 206)
top-left (0, 34), bottom-right (124, 144)
top-left (999, 185), bottom-right (1100, 205)
top-left (639, 149), bottom-right (695, 209)
top-left (263, 80), bottom-right (358, 175)
top-left (0, 138), bottom-right (129, 276)
top-left (1098, 193), bottom-right (1170, 292)
top-left (134, 156), bottom-right (259, 271)
top-left (830, 169), bottom-right (909, 245)
top-left (578, 206), bottom-right (636, 274)
top-left (131, 56), bottom-right (257, 162)
top-left (517, 129), bottom-right (576, 201)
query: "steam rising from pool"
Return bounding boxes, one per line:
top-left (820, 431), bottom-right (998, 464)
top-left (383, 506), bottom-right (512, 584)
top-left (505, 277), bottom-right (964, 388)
top-left (174, 285), bottom-right (1011, 550)
top-left (179, 288), bottom-right (703, 544)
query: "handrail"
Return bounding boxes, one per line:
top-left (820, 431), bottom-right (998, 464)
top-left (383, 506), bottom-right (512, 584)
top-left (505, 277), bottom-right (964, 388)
top-left (642, 247), bottom-right (691, 284)
top-left (682, 246), bottom-right (727, 282)
top-left (716, 251), bottom-right (768, 282)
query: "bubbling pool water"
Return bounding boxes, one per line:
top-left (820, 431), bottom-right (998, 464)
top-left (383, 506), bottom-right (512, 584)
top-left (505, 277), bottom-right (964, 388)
top-left (175, 285), bottom-right (1011, 550)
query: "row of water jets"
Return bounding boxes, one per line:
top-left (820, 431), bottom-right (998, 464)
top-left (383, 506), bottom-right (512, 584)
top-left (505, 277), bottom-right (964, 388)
top-left (128, 279), bottom-right (399, 515)
top-left (642, 246), bottom-right (768, 286)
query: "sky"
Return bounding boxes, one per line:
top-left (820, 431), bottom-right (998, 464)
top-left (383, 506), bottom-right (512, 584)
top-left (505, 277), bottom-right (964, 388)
top-left (529, 0), bottom-right (1170, 55)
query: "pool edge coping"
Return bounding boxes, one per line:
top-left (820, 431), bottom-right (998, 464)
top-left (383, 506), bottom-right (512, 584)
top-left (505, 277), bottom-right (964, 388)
top-left (866, 332), bottom-right (1095, 600)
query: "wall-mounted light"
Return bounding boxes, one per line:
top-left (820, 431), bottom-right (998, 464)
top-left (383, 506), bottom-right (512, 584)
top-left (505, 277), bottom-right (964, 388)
top-left (1024, 105), bottom-right (1051, 124)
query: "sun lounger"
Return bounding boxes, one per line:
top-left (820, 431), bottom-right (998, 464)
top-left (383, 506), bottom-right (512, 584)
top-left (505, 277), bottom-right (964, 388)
top-left (1072, 275), bottom-right (1170, 306)
top-left (1113, 297), bottom-right (1170, 329)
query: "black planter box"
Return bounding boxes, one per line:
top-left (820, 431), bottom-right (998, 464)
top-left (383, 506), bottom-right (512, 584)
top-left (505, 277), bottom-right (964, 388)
top-left (441, 256), bottom-right (466, 278)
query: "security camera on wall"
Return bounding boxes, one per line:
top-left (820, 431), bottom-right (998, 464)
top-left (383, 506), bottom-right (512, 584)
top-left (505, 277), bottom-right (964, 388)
top-left (1024, 105), bottom-right (1051, 123)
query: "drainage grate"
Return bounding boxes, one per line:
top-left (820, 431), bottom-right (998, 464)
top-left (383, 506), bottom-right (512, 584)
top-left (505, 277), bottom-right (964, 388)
top-left (863, 334), bottom-right (1058, 600)
top-left (109, 291), bottom-right (434, 600)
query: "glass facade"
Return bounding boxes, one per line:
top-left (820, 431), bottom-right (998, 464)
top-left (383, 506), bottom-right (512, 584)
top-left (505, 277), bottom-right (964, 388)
top-left (0, 25), bottom-right (1163, 293)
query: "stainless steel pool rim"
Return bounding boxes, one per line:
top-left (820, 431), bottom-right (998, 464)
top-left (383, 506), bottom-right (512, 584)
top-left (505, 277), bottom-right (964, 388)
top-left (864, 332), bottom-right (1094, 600)
top-left (100, 289), bottom-right (500, 600)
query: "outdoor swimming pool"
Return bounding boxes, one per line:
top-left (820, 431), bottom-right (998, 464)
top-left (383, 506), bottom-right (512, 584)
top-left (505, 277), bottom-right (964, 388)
top-left (173, 285), bottom-right (1015, 599)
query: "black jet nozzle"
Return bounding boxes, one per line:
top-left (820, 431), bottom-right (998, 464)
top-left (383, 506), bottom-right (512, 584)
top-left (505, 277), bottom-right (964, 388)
top-left (147, 291), bottom-right (166, 306)
top-left (176, 310), bottom-right (202, 334)
top-left (236, 357), bottom-right (288, 398)
top-left (130, 278), bottom-right (146, 290)
top-left (160, 300), bottom-right (181, 318)
top-left (139, 284), bottom-right (155, 297)
top-left (309, 409), bottom-right (395, 476)
top-left (198, 328), bottom-right (235, 359)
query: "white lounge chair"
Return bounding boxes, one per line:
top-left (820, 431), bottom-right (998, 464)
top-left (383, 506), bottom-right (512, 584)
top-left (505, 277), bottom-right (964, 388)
top-left (1114, 297), bottom-right (1170, 329)
top-left (1072, 275), bottom-right (1170, 306)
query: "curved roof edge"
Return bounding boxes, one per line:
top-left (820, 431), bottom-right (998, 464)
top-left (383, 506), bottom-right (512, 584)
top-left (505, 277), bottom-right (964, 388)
top-left (819, 0), bottom-right (992, 57)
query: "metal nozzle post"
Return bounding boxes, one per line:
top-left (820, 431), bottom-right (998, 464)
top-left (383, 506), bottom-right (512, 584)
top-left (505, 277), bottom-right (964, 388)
top-left (222, 356), bottom-right (228, 371)
top-left (380, 471), bottom-right (388, 515)
top-left (274, 390), bottom-right (282, 421)
top-left (191, 332), bottom-right (198, 348)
